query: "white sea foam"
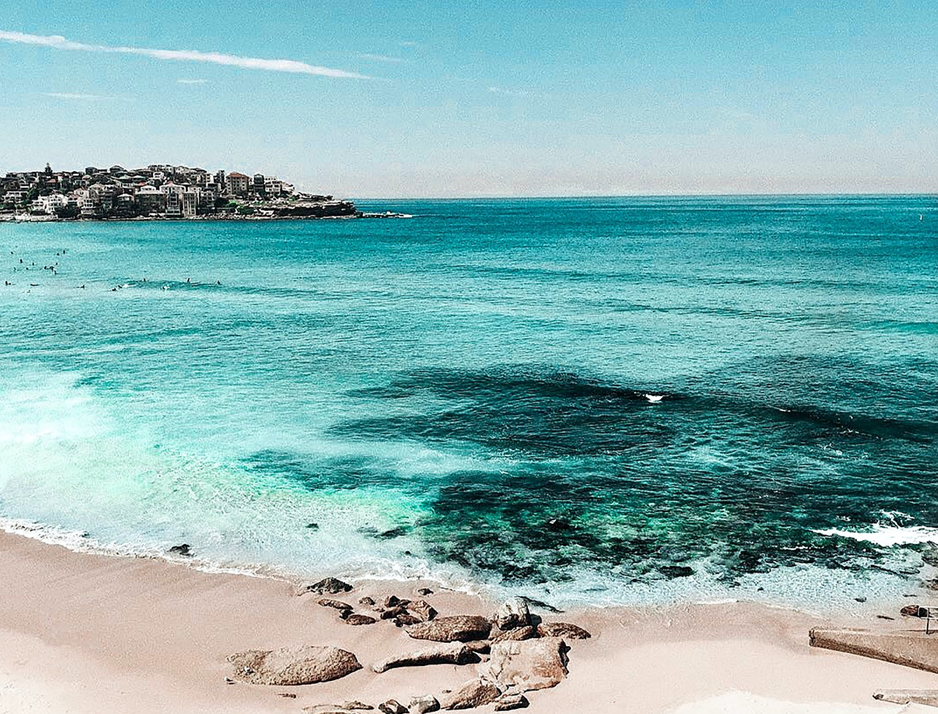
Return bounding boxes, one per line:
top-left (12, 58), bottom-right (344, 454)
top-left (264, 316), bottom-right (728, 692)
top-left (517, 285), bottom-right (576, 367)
top-left (0, 363), bottom-right (931, 612)
top-left (0, 365), bottom-right (447, 585)
top-left (814, 524), bottom-right (938, 546)
top-left (643, 393), bottom-right (664, 403)
top-left (0, 517), bottom-right (98, 551)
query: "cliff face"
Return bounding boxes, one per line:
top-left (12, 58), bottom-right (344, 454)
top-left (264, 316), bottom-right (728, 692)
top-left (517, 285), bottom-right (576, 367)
top-left (273, 200), bottom-right (356, 218)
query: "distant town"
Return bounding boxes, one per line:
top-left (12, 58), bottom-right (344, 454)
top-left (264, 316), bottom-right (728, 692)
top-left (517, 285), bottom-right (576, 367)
top-left (0, 163), bottom-right (361, 221)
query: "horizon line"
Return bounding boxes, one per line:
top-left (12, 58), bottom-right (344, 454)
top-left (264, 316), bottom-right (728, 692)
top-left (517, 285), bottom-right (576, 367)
top-left (346, 192), bottom-right (938, 200)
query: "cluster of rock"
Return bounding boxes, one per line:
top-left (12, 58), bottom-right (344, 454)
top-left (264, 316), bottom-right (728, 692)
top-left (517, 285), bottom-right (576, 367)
top-left (228, 579), bottom-right (592, 712)
top-left (315, 589), bottom-right (439, 629)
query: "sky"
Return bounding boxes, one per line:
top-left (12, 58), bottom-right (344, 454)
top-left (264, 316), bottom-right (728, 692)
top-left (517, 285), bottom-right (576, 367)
top-left (0, 0), bottom-right (936, 197)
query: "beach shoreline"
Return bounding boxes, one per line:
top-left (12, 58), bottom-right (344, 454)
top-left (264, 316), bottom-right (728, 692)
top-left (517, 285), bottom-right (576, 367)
top-left (2, 530), bottom-right (937, 713)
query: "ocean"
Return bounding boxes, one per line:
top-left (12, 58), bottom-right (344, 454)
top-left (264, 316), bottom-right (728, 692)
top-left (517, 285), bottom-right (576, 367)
top-left (1, 196), bottom-right (936, 610)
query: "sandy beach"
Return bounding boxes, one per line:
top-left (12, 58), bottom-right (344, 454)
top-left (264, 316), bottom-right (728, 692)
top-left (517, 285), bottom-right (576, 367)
top-left (1, 530), bottom-right (936, 714)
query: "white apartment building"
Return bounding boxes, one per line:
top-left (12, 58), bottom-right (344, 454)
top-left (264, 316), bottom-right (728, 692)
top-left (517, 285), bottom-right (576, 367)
top-left (35, 193), bottom-right (69, 214)
top-left (80, 196), bottom-right (97, 218)
top-left (162, 183), bottom-right (184, 218)
top-left (182, 187), bottom-right (200, 218)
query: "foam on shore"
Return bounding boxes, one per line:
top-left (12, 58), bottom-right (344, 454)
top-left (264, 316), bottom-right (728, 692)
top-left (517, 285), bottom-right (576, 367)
top-left (0, 360), bottom-right (931, 613)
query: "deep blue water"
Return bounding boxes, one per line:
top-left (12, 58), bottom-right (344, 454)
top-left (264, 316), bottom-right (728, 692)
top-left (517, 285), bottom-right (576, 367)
top-left (1, 196), bottom-right (937, 607)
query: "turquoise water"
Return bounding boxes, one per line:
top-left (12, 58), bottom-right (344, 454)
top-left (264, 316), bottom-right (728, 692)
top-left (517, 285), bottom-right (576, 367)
top-left (1, 196), bottom-right (937, 608)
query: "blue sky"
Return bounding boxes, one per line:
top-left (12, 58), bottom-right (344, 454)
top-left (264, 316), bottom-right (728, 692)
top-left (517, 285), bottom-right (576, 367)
top-left (1, 1), bottom-right (936, 197)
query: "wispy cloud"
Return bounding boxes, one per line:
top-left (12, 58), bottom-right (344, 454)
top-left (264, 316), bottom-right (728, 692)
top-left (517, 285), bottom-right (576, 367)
top-left (177, 78), bottom-right (208, 84)
top-left (357, 53), bottom-right (405, 64)
top-left (0, 30), bottom-right (368, 79)
top-left (43, 92), bottom-right (107, 100)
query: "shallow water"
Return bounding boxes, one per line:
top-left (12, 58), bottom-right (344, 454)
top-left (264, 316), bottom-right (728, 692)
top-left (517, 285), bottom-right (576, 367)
top-left (1, 196), bottom-right (937, 608)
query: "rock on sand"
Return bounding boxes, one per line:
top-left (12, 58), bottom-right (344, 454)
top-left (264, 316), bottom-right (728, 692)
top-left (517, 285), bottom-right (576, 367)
top-left (228, 645), bottom-right (361, 685)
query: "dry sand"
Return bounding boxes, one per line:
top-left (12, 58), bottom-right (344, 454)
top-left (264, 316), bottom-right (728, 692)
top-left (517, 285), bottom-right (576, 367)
top-left (1, 530), bottom-right (937, 713)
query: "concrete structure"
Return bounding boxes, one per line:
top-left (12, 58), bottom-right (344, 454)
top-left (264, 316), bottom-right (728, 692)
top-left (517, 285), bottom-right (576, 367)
top-left (80, 196), bottom-right (98, 218)
top-left (182, 187), bottom-right (200, 218)
top-left (227, 172), bottom-right (249, 196)
top-left (200, 184), bottom-right (218, 206)
top-left (35, 193), bottom-right (68, 214)
top-left (135, 185), bottom-right (164, 214)
top-left (114, 193), bottom-right (136, 217)
top-left (810, 627), bottom-right (938, 674)
top-left (873, 690), bottom-right (938, 706)
top-left (162, 184), bottom-right (184, 218)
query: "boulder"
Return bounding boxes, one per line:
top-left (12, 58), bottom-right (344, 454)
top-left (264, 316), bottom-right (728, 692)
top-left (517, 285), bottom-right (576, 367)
top-left (381, 605), bottom-right (408, 620)
top-left (900, 604), bottom-right (927, 617)
top-left (872, 690), bottom-right (938, 706)
top-left (495, 598), bottom-right (530, 630)
top-left (376, 527), bottom-right (408, 540)
top-left (659, 565), bottom-right (694, 578)
top-left (319, 599), bottom-right (354, 611)
top-left (228, 645), bottom-right (361, 685)
top-left (536, 622), bottom-right (591, 640)
top-left (417, 587), bottom-right (434, 596)
top-left (494, 693), bottom-right (529, 711)
top-left (168, 543), bottom-right (192, 556)
top-left (492, 626), bottom-right (536, 644)
top-left (372, 643), bottom-right (475, 673)
top-left (465, 640), bottom-right (491, 654)
top-left (439, 679), bottom-right (501, 710)
top-left (409, 600), bottom-right (438, 622)
top-left (345, 614), bottom-right (377, 626)
top-left (483, 637), bottom-right (568, 692)
top-left (302, 577), bottom-right (353, 595)
top-left (406, 615), bottom-right (492, 642)
top-left (393, 613), bottom-right (422, 627)
top-left (408, 695), bottom-right (440, 714)
top-left (359, 596), bottom-right (376, 606)
top-left (385, 595), bottom-right (409, 608)
top-left (378, 700), bottom-right (407, 714)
